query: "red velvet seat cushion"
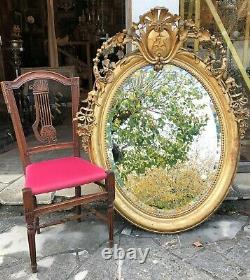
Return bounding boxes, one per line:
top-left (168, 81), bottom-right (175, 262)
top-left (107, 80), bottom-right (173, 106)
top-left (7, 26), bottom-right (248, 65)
top-left (25, 156), bottom-right (107, 195)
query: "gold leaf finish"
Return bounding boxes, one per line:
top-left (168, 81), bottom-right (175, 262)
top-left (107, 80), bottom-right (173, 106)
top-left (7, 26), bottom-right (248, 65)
top-left (75, 7), bottom-right (249, 232)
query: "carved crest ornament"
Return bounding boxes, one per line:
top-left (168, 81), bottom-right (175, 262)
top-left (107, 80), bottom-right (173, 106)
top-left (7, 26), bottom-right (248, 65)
top-left (75, 7), bottom-right (249, 151)
top-left (74, 7), bottom-right (249, 232)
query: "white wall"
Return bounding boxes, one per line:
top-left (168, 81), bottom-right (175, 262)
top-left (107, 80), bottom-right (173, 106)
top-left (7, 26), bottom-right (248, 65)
top-left (132, 0), bottom-right (179, 22)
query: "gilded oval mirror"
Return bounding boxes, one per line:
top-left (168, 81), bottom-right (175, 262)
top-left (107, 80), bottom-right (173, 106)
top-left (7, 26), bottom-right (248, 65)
top-left (76, 8), bottom-right (249, 232)
top-left (106, 64), bottom-right (221, 216)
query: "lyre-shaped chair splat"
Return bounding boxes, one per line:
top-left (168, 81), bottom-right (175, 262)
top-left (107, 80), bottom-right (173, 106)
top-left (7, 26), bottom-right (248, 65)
top-left (32, 79), bottom-right (57, 144)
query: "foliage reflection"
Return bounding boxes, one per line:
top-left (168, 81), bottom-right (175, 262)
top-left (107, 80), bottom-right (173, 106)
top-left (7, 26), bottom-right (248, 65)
top-left (107, 65), bottom-right (221, 212)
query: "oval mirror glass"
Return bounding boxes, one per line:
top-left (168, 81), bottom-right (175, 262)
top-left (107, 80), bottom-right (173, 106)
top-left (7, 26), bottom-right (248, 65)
top-left (106, 64), bottom-right (221, 216)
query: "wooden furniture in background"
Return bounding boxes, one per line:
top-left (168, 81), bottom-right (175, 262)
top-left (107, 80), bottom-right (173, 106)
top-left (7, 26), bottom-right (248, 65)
top-left (1, 70), bottom-right (115, 273)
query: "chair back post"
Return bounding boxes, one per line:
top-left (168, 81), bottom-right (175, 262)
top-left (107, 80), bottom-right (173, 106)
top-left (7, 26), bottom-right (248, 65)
top-left (1, 81), bottom-right (30, 171)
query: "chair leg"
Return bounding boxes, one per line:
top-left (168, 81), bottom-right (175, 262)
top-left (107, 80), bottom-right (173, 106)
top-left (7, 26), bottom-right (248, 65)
top-left (27, 226), bottom-right (37, 273)
top-left (107, 206), bottom-right (114, 247)
top-left (23, 188), bottom-right (37, 273)
top-left (75, 186), bottom-right (81, 222)
top-left (33, 196), bottom-right (40, 234)
top-left (105, 172), bottom-right (115, 247)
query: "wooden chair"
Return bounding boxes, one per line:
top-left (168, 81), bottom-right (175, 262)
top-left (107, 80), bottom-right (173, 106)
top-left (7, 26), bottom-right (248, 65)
top-left (1, 71), bottom-right (115, 273)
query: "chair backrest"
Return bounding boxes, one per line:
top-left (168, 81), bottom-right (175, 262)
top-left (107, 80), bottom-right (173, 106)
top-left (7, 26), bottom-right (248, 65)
top-left (1, 70), bottom-right (80, 172)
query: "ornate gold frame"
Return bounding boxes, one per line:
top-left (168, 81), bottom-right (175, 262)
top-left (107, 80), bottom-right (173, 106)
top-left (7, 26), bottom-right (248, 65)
top-left (75, 7), bottom-right (249, 232)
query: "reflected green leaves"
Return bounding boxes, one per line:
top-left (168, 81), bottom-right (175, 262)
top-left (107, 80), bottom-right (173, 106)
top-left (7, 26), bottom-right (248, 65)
top-left (106, 65), bottom-right (221, 213)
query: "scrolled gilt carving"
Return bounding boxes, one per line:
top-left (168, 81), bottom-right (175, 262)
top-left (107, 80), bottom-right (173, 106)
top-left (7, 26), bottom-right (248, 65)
top-left (75, 7), bottom-right (249, 151)
top-left (200, 35), bottom-right (249, 139)
top-left (74, 90), bottom-right (98, 151)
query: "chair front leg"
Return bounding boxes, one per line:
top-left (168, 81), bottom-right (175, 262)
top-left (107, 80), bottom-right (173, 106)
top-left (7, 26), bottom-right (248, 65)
top-left (75, 186), bottom-right (81, 222)
top-left (105, 171), bottom-right (115, 247)
top-left (23, 188), bottom-right (37, 273)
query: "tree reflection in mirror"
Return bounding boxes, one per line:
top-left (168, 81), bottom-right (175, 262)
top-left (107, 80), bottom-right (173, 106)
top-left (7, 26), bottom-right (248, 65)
top-left (106, 64), bottom-right (221, 214)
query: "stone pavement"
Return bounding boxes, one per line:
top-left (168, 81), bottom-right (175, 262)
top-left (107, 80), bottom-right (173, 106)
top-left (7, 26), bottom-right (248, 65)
top-left (0, 200), bottom-right (250, 280)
